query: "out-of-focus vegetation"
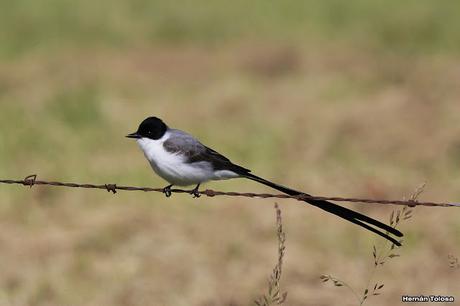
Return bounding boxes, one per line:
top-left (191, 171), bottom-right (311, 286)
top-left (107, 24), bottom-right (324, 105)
top-left (1, 1), bottom-right (459, 305)
top-left (1, 0), bottom-right (460, 58)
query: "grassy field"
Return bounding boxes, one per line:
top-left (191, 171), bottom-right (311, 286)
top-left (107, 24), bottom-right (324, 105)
top-left (1, 1), bottom-right (460, 305)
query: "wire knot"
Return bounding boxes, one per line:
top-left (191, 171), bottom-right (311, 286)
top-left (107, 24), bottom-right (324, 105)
top-left (105, 184), bottom-right (117, 194)
top-left (204, 189), bottom-right (215, 197)
top-left (23, 174), bottom-right (37, 188)
top-left (297, 193), bottom-right (310, 201)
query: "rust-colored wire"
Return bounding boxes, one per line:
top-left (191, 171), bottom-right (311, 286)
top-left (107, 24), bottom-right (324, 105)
top-left (0, 174), bottom-right (459, 208)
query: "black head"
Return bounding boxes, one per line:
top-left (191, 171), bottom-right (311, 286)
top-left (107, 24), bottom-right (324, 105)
top-left (126, 117), bottom-right (168, 140)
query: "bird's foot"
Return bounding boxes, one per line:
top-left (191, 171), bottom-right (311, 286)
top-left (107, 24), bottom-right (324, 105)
top-left (190, 184), bottom-right (201, 198)
top-left (162, 184), bottom-right (173, 197)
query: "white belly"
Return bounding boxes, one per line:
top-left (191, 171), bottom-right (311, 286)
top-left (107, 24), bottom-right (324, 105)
top-left (136, 136), bottom-right (238, 186)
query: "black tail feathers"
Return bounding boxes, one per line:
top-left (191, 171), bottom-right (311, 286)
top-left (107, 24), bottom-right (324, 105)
top-left (242, 172), bottom-right (403, 246)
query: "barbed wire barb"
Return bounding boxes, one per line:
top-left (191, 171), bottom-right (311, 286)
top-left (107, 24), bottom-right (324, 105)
top-left (1, 174), bottom-right (460, 208)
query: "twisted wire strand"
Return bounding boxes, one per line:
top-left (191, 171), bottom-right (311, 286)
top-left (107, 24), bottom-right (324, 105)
top-left (0, 174), bottom-right (459, 208)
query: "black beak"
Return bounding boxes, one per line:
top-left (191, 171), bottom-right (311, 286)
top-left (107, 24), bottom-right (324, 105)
top-left (126, 132), bottom-right (141, 139)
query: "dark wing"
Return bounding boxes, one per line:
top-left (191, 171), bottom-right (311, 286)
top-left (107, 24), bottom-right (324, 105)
top-left (163, 131), bottom-right (251, 174)
top-left (197, 146), bottom-right (252, 174)
top-left (163, 130), bottom-right (251, 175)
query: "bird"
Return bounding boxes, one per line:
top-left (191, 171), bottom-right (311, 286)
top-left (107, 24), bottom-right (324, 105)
top-left (126, 116), bottom-right (403, 246)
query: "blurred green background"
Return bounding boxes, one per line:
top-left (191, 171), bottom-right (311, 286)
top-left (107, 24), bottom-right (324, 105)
top-left (1, 1), bottom-right (460, 305)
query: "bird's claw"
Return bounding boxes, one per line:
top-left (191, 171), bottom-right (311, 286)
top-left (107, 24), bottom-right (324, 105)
top-left (190, 185), bottom-right (201, 198)
top-left (163, 185), bottom-right (173, 197)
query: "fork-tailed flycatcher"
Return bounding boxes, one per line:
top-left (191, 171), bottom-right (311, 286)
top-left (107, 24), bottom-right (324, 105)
top-left (127, 116), bottom-right (403, 246)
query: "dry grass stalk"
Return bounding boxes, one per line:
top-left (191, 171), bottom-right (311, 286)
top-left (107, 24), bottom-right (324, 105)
top-left (448, 255), bottom-right (459, 269)
top-left (254, 203), bottom-right (287, 306)
top-left (321, 183), bottom-right (424, 305)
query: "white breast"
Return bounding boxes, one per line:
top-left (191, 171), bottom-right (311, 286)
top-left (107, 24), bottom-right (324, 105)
top-left (136, 132), bottom-right (219, 186)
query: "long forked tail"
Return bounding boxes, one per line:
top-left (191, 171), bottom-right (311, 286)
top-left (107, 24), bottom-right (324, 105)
top-left (243, 173), bottom-right (403, 246)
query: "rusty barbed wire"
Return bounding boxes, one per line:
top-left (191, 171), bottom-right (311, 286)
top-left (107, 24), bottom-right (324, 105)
top-left (0, 174), bottom-right (459, 208)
